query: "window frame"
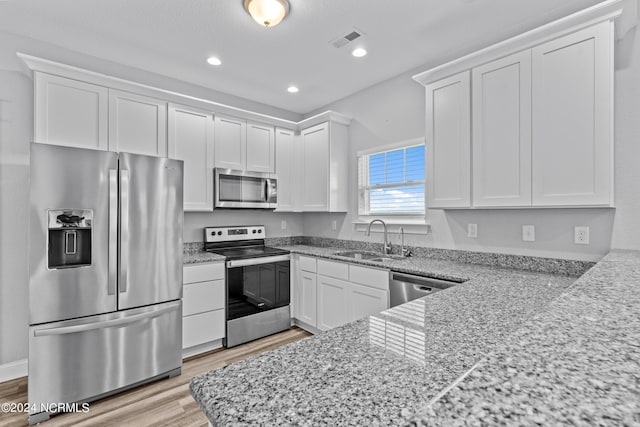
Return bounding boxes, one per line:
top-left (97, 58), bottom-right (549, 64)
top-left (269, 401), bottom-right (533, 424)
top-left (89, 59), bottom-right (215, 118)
top-left (356, 137), bottom-right (426, 219)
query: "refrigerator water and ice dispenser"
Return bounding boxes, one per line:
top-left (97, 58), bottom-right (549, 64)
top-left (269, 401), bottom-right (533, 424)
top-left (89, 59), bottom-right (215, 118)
top-left (47, 209), bottom-right (93, 269)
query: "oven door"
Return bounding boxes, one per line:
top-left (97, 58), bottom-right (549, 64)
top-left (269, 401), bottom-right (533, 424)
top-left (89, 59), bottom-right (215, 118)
top-left (215, 168), bottom-right (277, 208)
top-left (226, 255), bottom-right (290, 320)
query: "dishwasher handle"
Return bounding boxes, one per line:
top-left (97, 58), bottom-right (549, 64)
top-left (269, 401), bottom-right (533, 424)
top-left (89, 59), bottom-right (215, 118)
top-left (390, 272), bottom-right (459, 290)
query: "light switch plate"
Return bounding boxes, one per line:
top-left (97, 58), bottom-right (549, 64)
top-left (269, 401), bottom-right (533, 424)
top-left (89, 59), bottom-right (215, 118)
top-left (467, 223), bottom-right (477, 238)
top-left (522, 225), bottom-right (535, 242)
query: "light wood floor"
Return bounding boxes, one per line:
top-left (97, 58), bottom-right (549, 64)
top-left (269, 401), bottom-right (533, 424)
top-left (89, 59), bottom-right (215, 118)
top-left (0, 327), bottom-right (311, 427)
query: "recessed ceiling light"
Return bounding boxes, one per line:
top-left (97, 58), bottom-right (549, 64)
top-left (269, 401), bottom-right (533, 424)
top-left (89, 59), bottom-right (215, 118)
top-left (206, 56), bottom-right (222, 66)
top-left (352, 48), bottom-right (367, 58)
top-left (287, 86), bottom-right (299, 93)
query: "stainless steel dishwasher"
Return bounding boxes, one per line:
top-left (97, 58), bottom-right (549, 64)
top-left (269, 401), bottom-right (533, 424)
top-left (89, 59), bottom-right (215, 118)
top-left (389, 271), bottom-right (462, 307)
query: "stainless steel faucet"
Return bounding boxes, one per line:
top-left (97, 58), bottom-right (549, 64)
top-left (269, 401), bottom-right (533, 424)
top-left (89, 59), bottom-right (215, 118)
top-left (366, 219), bottom-right (391, 255)
top-left (400, 227), bottom-right (411, 257)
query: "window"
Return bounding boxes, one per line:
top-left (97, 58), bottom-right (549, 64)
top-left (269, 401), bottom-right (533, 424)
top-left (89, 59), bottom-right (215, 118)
top-left (358, 141), bottom-right (425, 216)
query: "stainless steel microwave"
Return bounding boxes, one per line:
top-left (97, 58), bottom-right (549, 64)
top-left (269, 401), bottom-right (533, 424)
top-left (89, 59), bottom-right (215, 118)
top-left (214, 168), bottom-right (277, 209)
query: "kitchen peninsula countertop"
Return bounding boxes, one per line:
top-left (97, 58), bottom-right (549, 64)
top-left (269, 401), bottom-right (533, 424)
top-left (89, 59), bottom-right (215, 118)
top-left (188, 245), bottom-right (635, 425)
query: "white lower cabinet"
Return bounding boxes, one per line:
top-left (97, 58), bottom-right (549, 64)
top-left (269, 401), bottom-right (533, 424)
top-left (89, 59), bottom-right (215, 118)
top-left (317, 275), bottom-right (351, 330)
top-left (293, 255), bottom-right (389, 333)
top-left (297, 270), bottom-right (318, 328)
top-left (349, 283), bottom-right (388, 321)
top-left (182, 262), bottom-right (225, 356)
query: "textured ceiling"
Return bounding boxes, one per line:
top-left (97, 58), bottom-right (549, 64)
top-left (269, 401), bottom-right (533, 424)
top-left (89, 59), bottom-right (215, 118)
top-left (0, 0), bottom-right (605, 114)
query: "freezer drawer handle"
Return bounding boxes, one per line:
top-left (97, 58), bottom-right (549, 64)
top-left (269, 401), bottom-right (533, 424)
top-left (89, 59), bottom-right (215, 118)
top-left (414, 285), bottom-right (432, 293)
top-left (33, 303), bottom-right (178, 337)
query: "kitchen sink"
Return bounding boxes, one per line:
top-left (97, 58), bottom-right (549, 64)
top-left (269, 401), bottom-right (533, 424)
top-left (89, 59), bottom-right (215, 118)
top-left (333, 251), bottom-right (401, 262)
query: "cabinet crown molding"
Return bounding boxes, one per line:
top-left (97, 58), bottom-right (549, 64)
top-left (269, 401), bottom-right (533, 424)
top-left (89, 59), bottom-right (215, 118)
top-left (413, 0), bottom-right (627, 86)
top-left (16, 52), bottom-right (351, 131)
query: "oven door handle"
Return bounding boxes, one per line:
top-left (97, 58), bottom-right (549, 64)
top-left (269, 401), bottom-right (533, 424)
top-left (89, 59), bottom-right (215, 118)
top-left (226, 254), bottom-right (291, 268)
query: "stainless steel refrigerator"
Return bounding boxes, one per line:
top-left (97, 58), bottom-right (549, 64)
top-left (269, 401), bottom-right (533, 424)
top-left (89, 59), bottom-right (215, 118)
top-left (28, 143), bottom-right (184, 424)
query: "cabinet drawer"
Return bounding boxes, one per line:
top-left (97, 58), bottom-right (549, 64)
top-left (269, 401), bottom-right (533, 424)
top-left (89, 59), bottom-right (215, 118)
top-left (299, 256), bottom-right (317, 273)
top-left (317, 259), bottom-right (349, 281)
top-left (184, 262), bottom-right (225, 284)
top-left (182, 309), bottom-right (225, 349)
top-left (349, 265), bottom-right (389, 290)
top-left (183, 279), bottom-right (225, 316)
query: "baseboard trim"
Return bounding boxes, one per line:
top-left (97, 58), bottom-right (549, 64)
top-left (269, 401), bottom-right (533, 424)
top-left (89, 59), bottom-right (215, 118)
top-left (292, 319), bottom-right (320, 335)
top-left (0, 359), bottom-right (28, 383)
top-left (182, 339), bottom-right (223, 359)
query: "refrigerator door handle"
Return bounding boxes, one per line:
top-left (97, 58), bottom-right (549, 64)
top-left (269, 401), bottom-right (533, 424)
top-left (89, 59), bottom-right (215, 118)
top-left (119, 169), bottom-right (130, 294)
top-left (33, 303), bottom-right (179, 337)
top-left (108, 169), bottom-right (118, 295)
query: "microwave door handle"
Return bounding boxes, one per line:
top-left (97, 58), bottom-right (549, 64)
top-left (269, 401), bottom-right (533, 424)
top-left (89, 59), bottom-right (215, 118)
top-left (264, 178), bottom-right (269, 202)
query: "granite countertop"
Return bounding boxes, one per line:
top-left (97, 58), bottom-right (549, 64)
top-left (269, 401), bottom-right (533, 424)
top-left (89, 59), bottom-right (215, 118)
top-left (409, 250), bottom-right (640, 426)
top-left (184, 251), bottom-right (226, 264)
top-left (189, 245), bottom-right (598, 425)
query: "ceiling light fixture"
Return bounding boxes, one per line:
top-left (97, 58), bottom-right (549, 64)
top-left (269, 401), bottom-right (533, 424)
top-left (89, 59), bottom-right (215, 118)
top-left (352, 47), bottom-right (367, 58)
top-left (206, 56), bottom-right (222, 66)
top-left (287, 86), bottom-right (299, 93)
top-left (243, 0), bottom-right (290, 28)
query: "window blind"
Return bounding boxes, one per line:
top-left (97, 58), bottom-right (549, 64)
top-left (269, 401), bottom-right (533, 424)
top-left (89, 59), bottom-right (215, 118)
top-left (358, 144), bottom-right (425, 215)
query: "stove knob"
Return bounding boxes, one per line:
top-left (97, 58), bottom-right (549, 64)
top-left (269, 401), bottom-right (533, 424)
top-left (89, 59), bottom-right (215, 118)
top-left (217, 231), bottom-right (222, 236)
top-left (258, 229), bottom-right (262, 234)
top-left (252, 230), bottom-right (257, 234)
top-left (211, 231), bottom-right (215, 236)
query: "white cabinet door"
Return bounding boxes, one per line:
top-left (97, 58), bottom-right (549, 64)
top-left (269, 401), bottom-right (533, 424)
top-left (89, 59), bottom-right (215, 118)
top-left (317, 275), bottom-right (350, 331)
top-left (168, 104), bottom-right (214, 211)
top-left (297, 270), bottom-right (317, 327)
top-left (214, 114), bottom-right (246, 170)
top-left (532, 21), bottom-right (613, 206)
top-left (34, 73), bottom-right (108, 150)
top-left (275, 128), bottom-right (295, 211)
top-left (301, 123), bottom-right (329, 211)
top-left (425, 71), bottom-right (471, 208)
top-left (472, 51), bottom-right (532, 207)
top-left (108, 90), bottom-right (167, 156)
top-left (350, 282), bottom-right (388, 321)
top-left (246, 121), bottom-right (275, 172)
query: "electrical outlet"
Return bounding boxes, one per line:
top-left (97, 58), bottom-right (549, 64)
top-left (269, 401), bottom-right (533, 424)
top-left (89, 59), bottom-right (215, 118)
top-left (332, 220), bottom-right (337, 231)
top-left (574, 226), bottom-right (590, 245)
top-left (281, 220), bottom-right (286, 230)
top-left (467, 223), bottom-right (477, 238)
top-left (522, 225), bottom-right (535, 242)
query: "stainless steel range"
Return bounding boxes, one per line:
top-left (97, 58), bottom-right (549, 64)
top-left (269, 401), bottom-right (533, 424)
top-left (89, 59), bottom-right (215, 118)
top-left (204, 226), bottom-right (291, 347)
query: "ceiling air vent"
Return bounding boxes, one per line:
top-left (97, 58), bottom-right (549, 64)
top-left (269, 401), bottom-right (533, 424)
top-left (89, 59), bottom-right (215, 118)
top-left (330, 29), bottom-right (364, 49)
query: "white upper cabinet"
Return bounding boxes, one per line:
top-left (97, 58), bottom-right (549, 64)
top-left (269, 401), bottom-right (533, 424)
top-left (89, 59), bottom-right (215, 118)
top-left (34, 73), bottom-right (108, 150)
top-left (416, 15), bottom-right (616, 209)
top-left (472, 51), bottom-right (532, 207)
top-left (531, 21), bottom-right (613, 206)
top-left (214, 114), bottom-right (275, 172)
top-left (301, 123), bottom-right (329, 211)
top-left (425, 71), bottom-right (471, 208)
top-left (246, 121), bottom-right (275, 173)
top-left (300, 121), bottom-right (348, 212)
top-left (168, 104), bottom-right (214, 211)
top-left (274, 128), bottom-right (296, 211)
top-left (108, 89), bottom-right (167, 157)
top-left (214, 114), bottom-right (246, 170)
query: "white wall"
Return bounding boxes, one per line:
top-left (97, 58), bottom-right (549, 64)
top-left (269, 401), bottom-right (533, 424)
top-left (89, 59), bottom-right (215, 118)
top-left (0, 33), bottom-right (305, 366)
top-left (303, 25), bottom-right (640, 262)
